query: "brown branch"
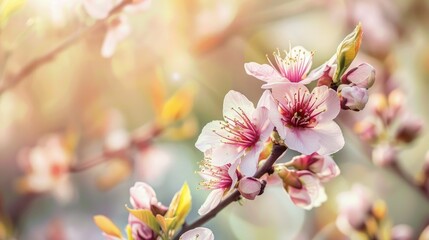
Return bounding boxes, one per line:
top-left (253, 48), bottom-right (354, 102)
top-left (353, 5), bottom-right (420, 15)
top-left (0, 0), bottom-right (133, 94)
top-left (173, 143), bottom-right (287, 239)
top-left (389, 161), bottom-right (429, 201)
top-left (68, 123), bottom-right (162, 173)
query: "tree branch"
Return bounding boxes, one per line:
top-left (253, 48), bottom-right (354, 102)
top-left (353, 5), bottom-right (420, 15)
top-left (0, 0), bottom-right (133, 94)
top-left (173, 143), bottom-right (287, 239)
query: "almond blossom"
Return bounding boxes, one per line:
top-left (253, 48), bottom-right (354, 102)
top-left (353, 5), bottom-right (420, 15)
top-left (244, 46), bottom-right (319, 86)
top-left (17, 134), bottom-right (74, 202)
top-left (195, 90), bottom-right (273, 175)
top-left (264, 83), bottom-right (344, 155)
top-left (197, 156), bottom-right (240, 215)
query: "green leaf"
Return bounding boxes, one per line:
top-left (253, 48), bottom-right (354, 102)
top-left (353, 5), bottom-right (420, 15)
top-left (125, 225), bottom-right (133, 240)
top-left (155, 215), bottom-right (176, 234)
top-left (126, 207), bottom-right (161, 234)
top-left (165, 182), bottom-right (192, 231)
top-left (93, 215), bottom-right (123, 239)
top-left (333, 23), bottom-right (362, 83)
top-left (0, 0), bottom-right (26, 28)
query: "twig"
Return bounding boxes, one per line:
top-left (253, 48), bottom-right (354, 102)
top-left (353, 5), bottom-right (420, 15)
top-left (68, 123), bottom-right (162, 173)
top-left (0, 0), bottom-right (132, 94)
top-left (389, 161), bottom-right (429, 201)
top-left (173, 143), bottom-right (287, 239)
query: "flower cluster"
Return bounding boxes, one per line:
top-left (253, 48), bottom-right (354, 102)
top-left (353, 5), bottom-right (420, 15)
top-left (194, 24), bottom-right (375, 213)
top-left (355, 89), bottom-right (423, 166)
top-left (336, 184), bottom-right (416, 240)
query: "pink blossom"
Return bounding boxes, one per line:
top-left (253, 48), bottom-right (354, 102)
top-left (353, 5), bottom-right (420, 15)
top-left (340, 85), bottom-right (369, 111)
top-left (286, 171), bottom-right (327, 210)
top-left (198, 156), bottom-right (239, 215)
top-left (372, 144), bottom-right (397, 166)
top-left (237, 177), bottom-right (265, 200)
top-left (17, 134), bottom-right (74, 202)
top-left (336, 184), bottom-right (373, 233)
top-left (342, 63), bottom-right (375, 89)
top-left (245, 46), bottom-right (317, 86)
top-left (179, 227), bottom-right (214, 240)
top-left (195, 90), bottom-right (273, 175)
top-left (129, 182), bottom-right (159, 209)
top-left (128, 214), bottom-right (156, 240)
top-left (128, 182), bottom-right (164, 240)
top-left (290, 153), bottom-right (340, 182)
top-left (101, 16), bottom-right (131, 58)
top-left (265, 83), bottom-right (344, 155)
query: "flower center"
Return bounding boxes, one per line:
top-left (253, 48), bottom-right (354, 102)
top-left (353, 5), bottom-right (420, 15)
top-left (214, 107), bottom-right (259, 148)
top-left (279, 88), bottom-right (325, 128)
top-left (266, 48), bottom-right (313, 82)
top-left (199, 161), bottom-right (234, 190)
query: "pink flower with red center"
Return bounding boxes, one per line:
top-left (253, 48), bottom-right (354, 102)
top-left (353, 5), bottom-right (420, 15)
top-left (245, 46), bottom-right (322, 87)
top-left (195, 90), bottom-right (273, 175)
top-left (197, 156), bottom-right (240, 215)
top-left (264, 83), bottom-right (344, 155)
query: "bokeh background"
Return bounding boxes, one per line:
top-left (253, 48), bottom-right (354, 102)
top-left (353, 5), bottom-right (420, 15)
top-left (1, 0), bottom-right (429, 239)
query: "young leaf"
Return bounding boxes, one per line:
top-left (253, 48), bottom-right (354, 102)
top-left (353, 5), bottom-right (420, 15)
top-left (0, 0), bottom-right (26, 28)
top-left (155, 214), bottom-right (176, 234)
top-left (159, 85), bottom-right (195, 126)
top-left (333, 23), bottom-right (363, 83)
top-left (93, 215), bottom-right (123, 239)
top-left (126, 207), bottom-right (161, 234)
top-left (165, 182), bottom-right (192, 231)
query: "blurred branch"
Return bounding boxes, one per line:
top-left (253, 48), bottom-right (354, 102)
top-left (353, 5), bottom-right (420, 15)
top-left (173, 143), bottom-right (287, 239)
top-left (69, 123), bottom-right (162, 173)
top-left (0, 0), bottom-right (133, 94)
top-left (389, 162), bottom-right (429, 200)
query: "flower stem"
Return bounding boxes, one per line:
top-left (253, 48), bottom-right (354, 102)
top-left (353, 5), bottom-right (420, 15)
top-left (173, 143), bottom-right (287, 239)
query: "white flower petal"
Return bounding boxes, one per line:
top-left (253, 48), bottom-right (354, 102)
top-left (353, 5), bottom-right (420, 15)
top-left (222, 90), bottom-right (255, 120)
top-left (198, 189), bottom-right (224, 216)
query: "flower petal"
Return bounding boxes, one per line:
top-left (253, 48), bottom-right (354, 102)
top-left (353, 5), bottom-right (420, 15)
top-left (313, 121), bottom-right (345, 155)
top-left (284, 128), bottom-right (321, 155)
top-left (239, 141), bottom-right (264, 176)
top-left (315, 87), bottom-right (340, 122)
top-left (211, 144), bottom-right (243, 166)
top-left (195, 121), bottom-right (225, 152)
top-left (244, 62), bottom-right (284, 83)
top-left (222, 90), bottom-right (255, 119)
top-left (179, 227), bottom-right (214, 240)
top-left (198, 188), bottom-right (224, 215)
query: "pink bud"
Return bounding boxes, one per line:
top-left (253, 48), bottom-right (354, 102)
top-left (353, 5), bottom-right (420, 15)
top-left (372, 144), bottom-right (397, 166)
top-left (128, 214), bottom-right (155, 240)
top-left (395, 118), bottom-right (423, 144)
top-left (238, 177), bottom-right (265, 200)
top-left (286, 171), bottom-right (327, 210)
top-left (129, 182), bottom-right (158, 209)
top-left (340, 85), bottom-right (369, 111)
top-left (290, 153), bottom-right (340, 182)
top-left (354, 118), bottom-right (379, 143)
top-left (342, 63), bottom-right (375, 89)
top-left (391, 224), bottom-right (414, 240)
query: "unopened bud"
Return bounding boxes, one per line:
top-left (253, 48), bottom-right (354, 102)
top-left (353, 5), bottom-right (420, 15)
top-left (354, 118), bottom-right (378, 143)
top-left (334, 23), bottom-right (363, 82)
top-left (342, 63), bottom-right (375, 89)
top-left (395, 118), bottom-right (423, 144)
top-left (372, 144), bottom-right (397, 166)
top-left (290, 153), bottom-right (340, 182)
top-left (238, 177), bottom-right (266, 200)
top-left (340, 85), bottom-right (369, 111)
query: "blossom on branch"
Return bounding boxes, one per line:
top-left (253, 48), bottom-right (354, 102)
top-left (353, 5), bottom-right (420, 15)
top-left (195, 90), bottom-right (273, 175)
